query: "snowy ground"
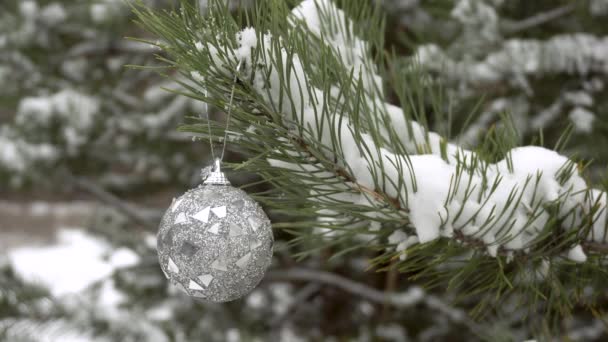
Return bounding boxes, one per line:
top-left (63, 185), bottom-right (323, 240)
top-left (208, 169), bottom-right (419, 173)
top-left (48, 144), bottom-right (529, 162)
top-left (0, 200), bottom-right (95, 250)
top-left (8, 228), bottom-right (140, 297)
top-left (0, 200), bottom-right (139, 301)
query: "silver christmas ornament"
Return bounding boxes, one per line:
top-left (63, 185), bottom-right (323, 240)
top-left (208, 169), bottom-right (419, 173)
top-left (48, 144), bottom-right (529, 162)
top-left (157, 160), bottom-right (273, 302)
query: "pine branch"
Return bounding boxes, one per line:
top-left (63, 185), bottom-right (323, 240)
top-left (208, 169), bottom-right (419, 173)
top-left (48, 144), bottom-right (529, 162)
top-left (62, 171), bottom-right (160, 230)
top-left (267, 267), bottom-right (479, 331)
top-left (502, 4), bottom-right (577, 34)
top-left (132, 0), bottom-right (608, 318)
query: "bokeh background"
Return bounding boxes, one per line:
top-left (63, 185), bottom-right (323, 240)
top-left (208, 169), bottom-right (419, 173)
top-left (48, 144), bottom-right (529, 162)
top-left (1, 0), bottom-right (607, 341)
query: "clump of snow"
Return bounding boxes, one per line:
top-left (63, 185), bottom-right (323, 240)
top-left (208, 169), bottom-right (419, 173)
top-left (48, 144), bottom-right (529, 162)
top-left (226, 329), bottom-right (241, 342)
top-left (407, 155), bottom-right (456, 242)
top-left (564, 91), bottom-right (594, 107)
top-left (8, 228), bottom-right (140, 297)
top-left (96, 279), bottom-right (127, 316)
top-left (106, 56), bottom-right (125, 72)
top-left (270, 283), bottom-right (294, 316)
top-left (567, 244), bottom-right (587, 263)
top-left (191, 71), bottom-right (205, 83)
top-left (388, 230), bottom-right (407, 245)
top-left (246, 289), bottom-right (268, 310)
top-left (389, 230), bottom-right (418, 261)
top-left (568, 107), bottom-right (595, 133)
top-left (0, 319), bottom-right (100, 342)
top-left (146, 304), bottom-right (173, 321)
top-left (590, 0), bottom-right (608, 16)
top-left (89, 0), bottom-right (125, 23)
top-left (451, 0), bottom-right (500, 48)
top-left (236, 28), bottom-right (257, 64)
top-left (91, 4), bottom-right (110, 23)
top-left (61, 58), bottom-right (88, 81)
top-left (40, 3), bottom-right (67, 26)
top-left (0, 132), bottom-right (27, 173)
top-left (0, 127), bottom-right (58, 174)
top-left (14, 89), bottom-right (100, 156)
top-left (19, 1), bottom-right (39, 19)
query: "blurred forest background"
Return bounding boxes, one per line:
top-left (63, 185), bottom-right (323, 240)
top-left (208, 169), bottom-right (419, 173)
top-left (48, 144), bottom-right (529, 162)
top-left (1, 0), bottom-right (608, 341)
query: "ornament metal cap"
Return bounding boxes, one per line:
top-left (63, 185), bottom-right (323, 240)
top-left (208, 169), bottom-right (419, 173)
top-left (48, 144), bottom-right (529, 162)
top-left (203, 159), bottom-right (231, 185)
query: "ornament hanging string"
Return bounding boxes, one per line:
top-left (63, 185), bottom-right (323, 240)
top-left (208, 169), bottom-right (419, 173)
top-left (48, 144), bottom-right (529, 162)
top-left (204, 60), bottom-right (243, 164)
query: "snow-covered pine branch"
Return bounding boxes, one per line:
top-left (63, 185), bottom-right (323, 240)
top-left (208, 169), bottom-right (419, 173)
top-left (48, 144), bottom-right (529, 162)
top-left (414, 34), bottom-right (608, 92)
top-left (180, 0), bottom-right (607, 263)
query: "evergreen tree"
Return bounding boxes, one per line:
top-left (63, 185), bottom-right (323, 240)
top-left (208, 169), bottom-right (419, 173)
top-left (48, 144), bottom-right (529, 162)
top-left (1, 0), bottom-right (608, 340)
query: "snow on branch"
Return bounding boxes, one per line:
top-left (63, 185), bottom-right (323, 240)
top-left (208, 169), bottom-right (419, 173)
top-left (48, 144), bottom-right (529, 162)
top-left (414, 34), bottom-right (608, 88)
top-left (200, 0), bottom-right (607, 262)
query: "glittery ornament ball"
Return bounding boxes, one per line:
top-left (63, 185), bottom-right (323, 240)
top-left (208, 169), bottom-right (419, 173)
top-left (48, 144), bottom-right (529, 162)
top-left (157, 184), bottom-right (273, 302)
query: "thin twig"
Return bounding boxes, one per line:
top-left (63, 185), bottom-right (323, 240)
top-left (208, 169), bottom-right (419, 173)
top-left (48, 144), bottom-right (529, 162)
top-left (503, 4), bottom-right (576, 34)
top-left (66, 40), bottom-right (153, 58)
top-left (583, 241), bottom-right (608, 254)
top-left (266, 268), bottom-right (480, 331)
top-left (63, 172), bottom-right (158, 230)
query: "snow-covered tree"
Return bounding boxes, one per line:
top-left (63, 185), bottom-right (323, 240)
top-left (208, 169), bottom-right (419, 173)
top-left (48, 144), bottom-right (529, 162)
top-left (1, 0), bottom-right (608, 340)
top-left (0, 0), bottom-right (208, 192)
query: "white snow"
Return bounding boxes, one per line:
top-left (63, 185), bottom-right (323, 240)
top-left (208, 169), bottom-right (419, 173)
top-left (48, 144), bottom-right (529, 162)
top-left (451, 0), bottom-right (499, 44)
top-left (61, 58), bottom-right (88, 81)
top-left (590, 0), bottom-right (608, 16)
top-left (407, 155), bottom-right (456, 242)
top-left (564, 91), bottom-right (594, 107)
top-left (90, 4), bottom-right (110, 23)
top-left (0, 127), bottom-right (58, 173)
top-left (567, 244), bottom-right (587, 263)
top-left (0, 134), bottom-right (26, 172)
top-left (96, 279), bottom-right (127, 316)
top-left (19, 1), bottom-right (39, 18)
top-left (8, 228), bottom-right (140, 297)
top-left (106, 56), bottom-right (124, 72)
top-left (40, 3), bottom-right (67, 26)
top-left (190, 71), bottom-right (205, 83)
top-left (388, 230), bottom-right (407, 245)
top-left (17, 97), bottom-right (53, 124)
top-left (246, 289), bottom-right (268, 310)
top-left (236, 28), bottom-right (257, 64)
top-left (15, 89), bottom-right (100, 156)
top-left (226, 329), bottom-right (240, 342)
top-left (146, 305), bottom-right (173, 321)
top-left (568, 107), bottom-right (595, 133)
top-left (270, 283), bottom-right (294, 315)
top-left (0, 319), bottom-right (101, 342)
